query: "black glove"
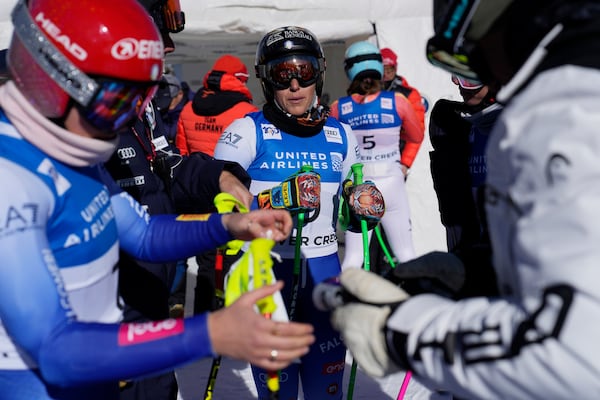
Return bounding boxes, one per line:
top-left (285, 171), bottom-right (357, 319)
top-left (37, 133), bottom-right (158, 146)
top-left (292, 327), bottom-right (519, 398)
top-left (384, 251), bottom-right (465, 297)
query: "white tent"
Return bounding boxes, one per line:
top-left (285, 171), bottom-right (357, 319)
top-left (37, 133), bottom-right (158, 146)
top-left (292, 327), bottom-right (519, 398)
top-left (0, 0), bottom-right (459, 256)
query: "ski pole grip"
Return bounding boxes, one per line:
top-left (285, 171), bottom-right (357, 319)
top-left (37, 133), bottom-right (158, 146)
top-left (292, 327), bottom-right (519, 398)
top-left (214, 192), bottom-right (249, 214)
top-left (350, 163), bottom-right (364, 185)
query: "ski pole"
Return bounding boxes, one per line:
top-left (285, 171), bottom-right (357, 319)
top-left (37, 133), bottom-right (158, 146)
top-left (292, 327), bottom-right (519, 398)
top-left (350, 163), bottom-right (370, 272)
top-left (251, 238), bottom-right (280, 400)
top-left (288, 211), bottom-right (304, 321)
top-left (374, 225), bottom-right (396, 269)
top-left (373, 222), bottom-right (412, 400)
top-left (203, 193), bottom-right (248, 400)
top-left (288, 165), bottom-right (313, 321)
top-left (346, 162), bottom-right (370, 400)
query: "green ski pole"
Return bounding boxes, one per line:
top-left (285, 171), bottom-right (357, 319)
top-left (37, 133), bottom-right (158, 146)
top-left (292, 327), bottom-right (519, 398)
top-left (346, 162), bottom-right (369, 400)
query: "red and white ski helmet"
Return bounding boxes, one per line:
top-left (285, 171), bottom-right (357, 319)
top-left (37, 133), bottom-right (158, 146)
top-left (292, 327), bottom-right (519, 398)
top-left (8, 0), bottom-right (163, 120)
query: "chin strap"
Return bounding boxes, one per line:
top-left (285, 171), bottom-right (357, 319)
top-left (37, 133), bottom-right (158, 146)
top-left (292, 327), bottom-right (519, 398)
top-left (263, 100), bottom-right (329, 137)
top-left (296, 103), bottom-right (329, 127)
top-left (272, 95), bottom-right (330, 128)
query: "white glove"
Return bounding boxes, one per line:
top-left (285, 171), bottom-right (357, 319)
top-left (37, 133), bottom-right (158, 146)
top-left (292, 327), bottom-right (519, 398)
top-left (330, 269), bottom-right (409, 377)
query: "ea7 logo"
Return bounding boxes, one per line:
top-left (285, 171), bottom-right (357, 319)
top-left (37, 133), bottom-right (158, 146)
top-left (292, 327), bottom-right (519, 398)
top-left (0, 203), bottom-right (39, 236)
top-left (219, 131), bottom-right (242, 145)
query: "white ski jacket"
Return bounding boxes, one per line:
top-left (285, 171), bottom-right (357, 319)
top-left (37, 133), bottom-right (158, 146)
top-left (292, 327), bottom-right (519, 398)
top-left (388, 65), bottom-right (600, 399)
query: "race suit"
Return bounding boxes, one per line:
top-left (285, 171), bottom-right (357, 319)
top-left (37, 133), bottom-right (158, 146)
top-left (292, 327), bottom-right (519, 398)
top-left (0, 82), bottom-right (233, 400)
top-left (386, 65), bottom-right (600, 399)
top-left (214, 111), bottom-right (360, 399)
top-left (331, 91), bottom-right (424, 265)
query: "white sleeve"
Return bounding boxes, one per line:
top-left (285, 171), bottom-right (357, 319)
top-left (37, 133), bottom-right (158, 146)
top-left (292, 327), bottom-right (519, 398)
top-left (213, 116), bottom-right (257, 170)
top-left (385, 67), bottom-right (600, 400)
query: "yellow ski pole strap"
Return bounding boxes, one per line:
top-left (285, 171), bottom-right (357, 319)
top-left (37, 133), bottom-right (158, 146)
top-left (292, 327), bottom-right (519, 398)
top-left (213, 193), bottom-right (248, 256)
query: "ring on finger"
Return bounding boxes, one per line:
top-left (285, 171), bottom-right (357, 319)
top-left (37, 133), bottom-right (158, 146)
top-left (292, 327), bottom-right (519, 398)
top-left (269, 349), bottom-right (278, 362)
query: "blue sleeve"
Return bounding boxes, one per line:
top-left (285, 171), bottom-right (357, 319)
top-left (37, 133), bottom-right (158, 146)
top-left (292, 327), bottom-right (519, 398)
top-left (111, 191), bottom-right (233, 262)
top-left (38, 316), bottom-right (214, 386)
top-left (0, 168), bottom-right (215, 387)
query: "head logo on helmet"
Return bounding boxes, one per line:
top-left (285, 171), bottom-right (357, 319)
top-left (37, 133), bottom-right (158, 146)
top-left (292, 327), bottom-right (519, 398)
top-left (256, 26), bottom-right (326, 103)
top-left (35, 12), bottom-right (88, 61)
top-left (8, 0), bottom-right (163, 131)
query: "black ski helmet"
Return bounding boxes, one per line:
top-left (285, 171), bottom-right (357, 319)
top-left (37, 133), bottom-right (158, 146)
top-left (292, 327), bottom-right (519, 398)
top-left (426, 0), bottom-right (514, 83)
top-left (427, 0), bottom-right (600, 85)
top-left (255, 26), bottom-right (326, 102)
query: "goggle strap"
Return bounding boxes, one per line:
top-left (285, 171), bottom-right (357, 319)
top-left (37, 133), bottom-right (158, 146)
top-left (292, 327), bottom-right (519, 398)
top-left (435, 0), bottom-right (481, 51)
top-left (344, 53), bottom-right (382, 71)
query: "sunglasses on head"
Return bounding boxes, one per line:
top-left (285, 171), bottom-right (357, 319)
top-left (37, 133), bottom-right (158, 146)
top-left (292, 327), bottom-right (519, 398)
top-left (78, 78), bottom-right (158, 132)
top-left (266, 55), bottom-right (320, 90)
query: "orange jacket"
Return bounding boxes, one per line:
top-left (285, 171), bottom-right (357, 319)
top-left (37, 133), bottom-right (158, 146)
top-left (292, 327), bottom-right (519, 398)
top-left (176, 73), bottom-right (258, 157)
top-left (386, 76), bottom-right (426, 164)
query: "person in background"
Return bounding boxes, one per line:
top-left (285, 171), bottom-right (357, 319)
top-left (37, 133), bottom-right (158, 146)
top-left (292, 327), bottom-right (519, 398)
top-left (174, 54), bottom-right (259, 315)
top-left (329, 1), bottom-right (600, 399)
top-left (0, 2), bottom-right (315, 400)
top-left (176, 54), bottom-right (257, 157)
top-left (330, 41), bottom-right (424, 268)
top-left (428, 75), bottom-right (502, 298)
top-left (105, 2), bottom-right (254, 399)
top-left (214, 26), bottom-right (383, 400)
top-left (380, 47), bottom-right (427, 132)
top-left (360, 47), bottom-right (427, 274)
top-left (154, 73), bottom-right (192, 143)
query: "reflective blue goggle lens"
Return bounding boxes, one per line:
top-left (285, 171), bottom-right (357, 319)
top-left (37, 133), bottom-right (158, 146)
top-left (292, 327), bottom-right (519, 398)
top-left (81, 79), bottom-right (157, 132)
top-left (266, 55), bottom-right (320, 90)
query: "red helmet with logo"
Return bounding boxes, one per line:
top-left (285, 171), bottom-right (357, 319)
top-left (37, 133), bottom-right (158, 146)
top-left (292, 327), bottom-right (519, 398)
top-left (8, 0), bottom-right (164, 131)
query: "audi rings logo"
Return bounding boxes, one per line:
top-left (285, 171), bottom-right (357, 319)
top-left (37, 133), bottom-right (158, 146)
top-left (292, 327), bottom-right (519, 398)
top-left (259, 372), bottom-right (289, 383)
top-left (117, 147), bottom-right (136, 160)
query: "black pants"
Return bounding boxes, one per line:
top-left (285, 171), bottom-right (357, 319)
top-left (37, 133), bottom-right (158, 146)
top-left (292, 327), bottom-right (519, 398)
top-left (193, 250), bottom-right (240, 314)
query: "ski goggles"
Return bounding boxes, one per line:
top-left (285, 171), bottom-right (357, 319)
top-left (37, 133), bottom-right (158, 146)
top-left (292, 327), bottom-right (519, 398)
top-left (426, 0), bottom-right (514, 82)
top-left (79, 78), bottom-right (158, 132)
top-left (264, 55), bottom-right (321, 90)
top-left (153, 0), bottom-right (185, 33)
top-left (452, 74), bottom-right (483, 90)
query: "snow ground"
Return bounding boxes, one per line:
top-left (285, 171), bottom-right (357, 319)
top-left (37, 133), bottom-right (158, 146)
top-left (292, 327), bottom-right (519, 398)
top-left (176, 354), bottom-right (443, 399)
top-left (175, 258), bottom-right (451, 400)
